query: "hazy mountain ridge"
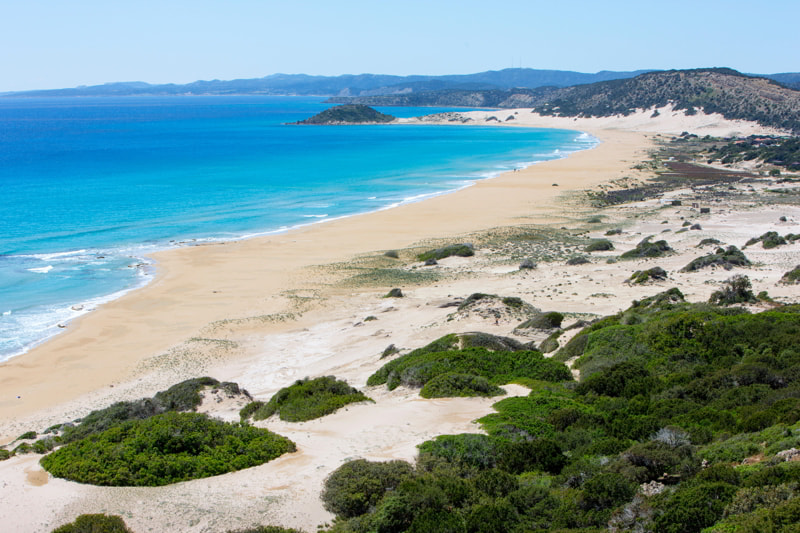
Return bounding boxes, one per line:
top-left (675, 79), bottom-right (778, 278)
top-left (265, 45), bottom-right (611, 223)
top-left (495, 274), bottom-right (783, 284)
top-left (0, 68), bottom-right (659, 98)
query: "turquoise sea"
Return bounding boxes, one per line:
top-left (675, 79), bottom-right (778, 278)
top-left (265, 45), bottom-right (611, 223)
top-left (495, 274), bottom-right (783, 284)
top-left (0, 96), bottom-right (597, 360)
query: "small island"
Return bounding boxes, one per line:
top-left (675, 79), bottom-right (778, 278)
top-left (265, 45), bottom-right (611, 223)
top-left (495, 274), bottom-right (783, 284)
top-left (293, 104), bottom-right (395, 125)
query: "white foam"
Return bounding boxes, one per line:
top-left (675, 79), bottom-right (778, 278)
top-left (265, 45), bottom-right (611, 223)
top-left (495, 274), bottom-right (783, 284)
top-left (302, 214), bottom-right (328, 218)
top-left (27, 265), bottom-right (53, 274)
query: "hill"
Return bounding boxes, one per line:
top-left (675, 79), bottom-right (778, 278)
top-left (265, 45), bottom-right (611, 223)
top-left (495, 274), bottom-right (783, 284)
top-left (335, 68), bottom-right (800, 133)
top-left (293, 104), bottom-right (395, 125)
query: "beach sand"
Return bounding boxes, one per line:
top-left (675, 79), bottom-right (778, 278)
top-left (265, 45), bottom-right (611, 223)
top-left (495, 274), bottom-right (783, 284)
top-left (1, 105), bottom-right (798, 532)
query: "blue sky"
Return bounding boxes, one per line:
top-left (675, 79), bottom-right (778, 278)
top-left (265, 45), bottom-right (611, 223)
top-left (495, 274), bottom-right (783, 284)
top-left (2, 0), bottom-right (798, 92)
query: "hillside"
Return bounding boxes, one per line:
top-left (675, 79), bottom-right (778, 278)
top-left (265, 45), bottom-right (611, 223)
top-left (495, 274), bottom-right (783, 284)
top-left (293, 104), bottom-right (395, 125)
top-left (336, 69), bottom-right (800, 133)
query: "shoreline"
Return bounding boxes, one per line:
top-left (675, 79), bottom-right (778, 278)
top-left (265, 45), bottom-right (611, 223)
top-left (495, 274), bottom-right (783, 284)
top-left (0, 124), bottom-right (595, 365)
top-left (0, 121), bottom-right (634, 434)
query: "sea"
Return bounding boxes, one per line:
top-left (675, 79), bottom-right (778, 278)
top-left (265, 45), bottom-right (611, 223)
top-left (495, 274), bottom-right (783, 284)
top-left (0, 95), bottom-right (598, 361)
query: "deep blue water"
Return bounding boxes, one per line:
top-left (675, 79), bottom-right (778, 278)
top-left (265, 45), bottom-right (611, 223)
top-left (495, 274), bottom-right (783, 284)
top-left (0, 96), bottom-right (597, 359)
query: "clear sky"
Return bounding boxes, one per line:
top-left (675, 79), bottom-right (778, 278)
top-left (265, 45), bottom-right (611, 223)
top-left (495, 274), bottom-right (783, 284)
top-left (2, 0), bottom-right (798, 92)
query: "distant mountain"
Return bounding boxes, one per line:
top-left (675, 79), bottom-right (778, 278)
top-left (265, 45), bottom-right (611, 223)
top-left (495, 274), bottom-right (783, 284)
top-left (762, 73), bottom-right (800, 91)
top-left (2, 68), bottom-right (654, 98)
top-left (334, 68), bottom-right (800, 133)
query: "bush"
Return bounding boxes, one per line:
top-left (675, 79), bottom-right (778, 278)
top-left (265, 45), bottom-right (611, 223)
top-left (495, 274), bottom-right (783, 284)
top-left (780, 265), bottom-right (800, 284)
top-left (17, 430), bottom-right (37, 440)
top-left (579, 472), bottom-right (636, 511)
top-left (681, 246), bottom-right (751, 272)
top-left (628, 266), bottom-right (668, 284)
top-left (709, 275), bottom-right (757, 305)
top-left (60, 377), bottom-right (225, 443)
top-left (585, 239), bottom-right (614, 252)
top-left (321, 459), bottom-right (415, 518)
top-left (619, 237), bottom-right (673, 260)
top-left (40, 412), bottom-right (296, 486)
top-left (420, 373), bottom-right (505, 398)
top-left (367, 347), bottom-right (572, 391)
top-left (653, 482), bottom-right (738, 533)
top-left (51, 514), bottom-right (132, 533)
top-left (517, 312), bottom-right (564, 330)
top-left (243, 376), bottom-right (372, 422)
top-left (417, 244), bottom-right (474, 262)
top-left (566, 255), bottom-right (590, 265)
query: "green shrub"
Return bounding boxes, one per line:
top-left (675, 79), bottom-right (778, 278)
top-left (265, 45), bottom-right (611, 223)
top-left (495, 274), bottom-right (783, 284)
top-left (585, 239), bottom-right (614, 252)
top-left (17, 430), bottom-right (37, 440)
top-left (780, 265), bottom-right (800, 284)
top-left (420, 373), bottom-right (505, 398)
top-left (579, 472), bottom-right (636, 511)
top-left (681, 246), bottom-right (751, 272)
top-left (566, 255), bottom-right (590, 265)
top-left (368, 347), bottom-right (571, 391)
top-left (698, 238), bottom-right (722, 247)
top-left (629, 266), bottom-right (667, 284)
top-left (60, 377), bottom-right (225, 443)
top-left (51, 514), bottom-right (132, 533)
top-left (465, 499), bottom-right (519, 533)
top-left (539, 330), bottom-right (562, 353)
top-left (321, 459), bottom-right (415, 518)
top-left (619, 237), bottom-right (673, 260)
top-left (653, 482), bottom-right (738, 533)
top-left (244, 376), bottom-right (372, 422)
top-left (605, 228), bottom-right (623, 236)
top-left (417, 244), bottom-right (474, 262)
top-left (40, 412), bottom-right (295, 486)
top-left (0, 449), bottom-right (11, 460)
top-left (709, 275), bottom-right (757, 305)
top-left (517, 312), bottom-right (564, 330)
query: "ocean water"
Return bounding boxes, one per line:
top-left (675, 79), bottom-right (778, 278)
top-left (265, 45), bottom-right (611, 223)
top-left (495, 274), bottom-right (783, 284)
top-left (0, 96), bottom-right (597, 360)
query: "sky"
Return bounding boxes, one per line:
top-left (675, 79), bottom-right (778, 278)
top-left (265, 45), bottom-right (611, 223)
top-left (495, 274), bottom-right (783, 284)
top-left (1, 0), bottom-right (798, 92)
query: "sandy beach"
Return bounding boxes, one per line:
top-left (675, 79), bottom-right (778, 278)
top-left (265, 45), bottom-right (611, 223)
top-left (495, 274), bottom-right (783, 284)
top-left (1, 104), bottom-right (798, 532)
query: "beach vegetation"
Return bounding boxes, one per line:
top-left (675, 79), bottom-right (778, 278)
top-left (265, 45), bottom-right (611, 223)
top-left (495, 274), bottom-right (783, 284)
top-left (780, 265), bottom-right (800, 284)
top-left (585, 239), bottom-right (614, 252)
top-left (619, 236), bottom-right (673, 260)
top-left (681, 245), bottom-right (751, 272)
top-left (51, 514), bottom-right (132, 533)
top-left (240, 376), bottom-right (372, 423)
top-left (566, 255), bottom-right (590, 265)
top-left (17, 430), bottom-right (37, 440)
top-left (58, 376), bottom-right (230, 444)
top-left (417, 244), bottom-right (474, 262)
top-left (40, 412), bottom-right (295, 486)
top-left (0, 449), bottom-right (12, 460)
top-left (322, 459), bottom-right (415, 518)
top-left (516, 311), bottom-right (564, 330)
top-left (746, 231), bottom-right (788, 249)
top-left (629, 266), bottom-right (668, 284)
top-left (420, 373), bottom-right (505, 398)
top-left (384, 288), bottom-right (403, 298)
top-left (367, 344), bottom-right (572, 393)
top-left (709, 275), bottom-right (757, 305)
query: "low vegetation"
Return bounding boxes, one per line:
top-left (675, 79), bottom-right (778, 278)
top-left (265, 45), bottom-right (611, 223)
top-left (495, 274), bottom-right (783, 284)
top-left (40, 412), bottom-right (296, 486)
top-left (709, 274), bottom-right (757, 305)
top-left (51, 514), bottom-right (132, 533)
top-left (367, 336), bottom-right (572, 393)
top-left (745, 231), bottom-right (789, 249)
top-left (240, 376), bottom-right (371, 423)
top-left (620, 237), bottom-right (673, 260)
top-left (323, 294), bottom-right (800, 533)
top-left (585, 239), bottom-right (614, 252)
top-left (417, 243), bottom-right (475, 262)
top-left (781, 265), bottom-right (800, 284)
top-left (294, 104), bottom-right (395, 125)
top-left (628, 266), bottom-right (668, 284)
top-left (681, 245), bottom-right (751, 272)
